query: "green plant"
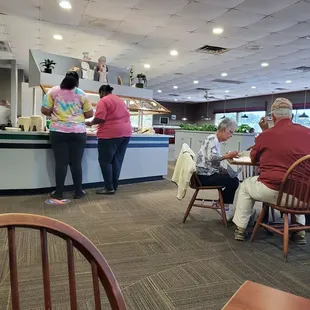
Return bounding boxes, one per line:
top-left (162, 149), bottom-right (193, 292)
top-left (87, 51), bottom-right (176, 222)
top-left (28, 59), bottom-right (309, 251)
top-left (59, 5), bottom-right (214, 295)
top-left (180, 123), bottom-right (218, 131)
top-left (137, 73), bottom-right (146, 79)
top-left (40, 59), bottom-right (56, 71)
top-left (236, 124), bottom-right (251, 133)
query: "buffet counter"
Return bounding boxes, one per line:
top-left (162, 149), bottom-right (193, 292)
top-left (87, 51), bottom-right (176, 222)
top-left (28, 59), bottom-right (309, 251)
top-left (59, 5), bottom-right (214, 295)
top-left (0, 132), bottom-right (171, 195)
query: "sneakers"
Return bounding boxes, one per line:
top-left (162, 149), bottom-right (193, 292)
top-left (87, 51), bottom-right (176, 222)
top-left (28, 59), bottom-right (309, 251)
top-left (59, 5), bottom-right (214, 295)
top-left (212, 201), bottom-right (234, 222)
top-left (223, 207), bottom-right (234, 222)
top-left (234, 227), bottom-right (246, 241)
top-left (292, 231), bottom-right (307, 245)
top-left (50, 191), bottom-right (64, 200)
top-left (96, 188), bottom-right (115, 195)
top-left (74, 190), bottom-right (86, 199)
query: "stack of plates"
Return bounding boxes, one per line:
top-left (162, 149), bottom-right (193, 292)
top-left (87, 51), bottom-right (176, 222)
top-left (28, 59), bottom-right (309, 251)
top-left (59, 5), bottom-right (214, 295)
top-left (30, 115), bottom-right (43, 131)
top-left (17, 117), bottom-right (31, 131)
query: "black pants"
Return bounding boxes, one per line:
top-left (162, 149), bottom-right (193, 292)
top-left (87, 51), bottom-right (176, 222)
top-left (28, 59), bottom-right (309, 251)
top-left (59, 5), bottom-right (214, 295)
top-left (50, 131), bottom-right (87, 195)
top-left (98, 137), bottom-right (130, 191)
top-left (198, 173), bottom-right (239, 204)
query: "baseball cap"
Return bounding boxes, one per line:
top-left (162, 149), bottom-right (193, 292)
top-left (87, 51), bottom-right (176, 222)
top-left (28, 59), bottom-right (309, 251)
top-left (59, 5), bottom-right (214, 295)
top-left (271, 98), bottom-right (293, 112)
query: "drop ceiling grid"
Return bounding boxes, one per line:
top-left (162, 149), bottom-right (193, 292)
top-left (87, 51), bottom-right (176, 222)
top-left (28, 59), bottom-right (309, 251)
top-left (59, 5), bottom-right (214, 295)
top-left (0, 0), bottom-right (308, 101)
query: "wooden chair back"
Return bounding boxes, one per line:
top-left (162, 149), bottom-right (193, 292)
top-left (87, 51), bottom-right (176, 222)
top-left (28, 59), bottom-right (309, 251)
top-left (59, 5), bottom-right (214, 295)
top-left (189, 172), bottom-right (202, 189)
top-left (277, 155), bottom-right (310, 212)
top-left (0, 213), bottom-right (127, 310)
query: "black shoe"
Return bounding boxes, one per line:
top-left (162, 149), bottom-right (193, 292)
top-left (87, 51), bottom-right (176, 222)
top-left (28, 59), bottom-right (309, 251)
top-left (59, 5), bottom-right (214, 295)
top-left (74, 190), bottom-right (86, 199)
top-left (50, 191), bottom-right (64, 200)
top-left (96, 188), bottom-right (115, 195)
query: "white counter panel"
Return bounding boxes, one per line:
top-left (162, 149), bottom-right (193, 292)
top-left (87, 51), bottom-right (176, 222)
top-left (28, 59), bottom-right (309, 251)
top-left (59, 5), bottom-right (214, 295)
top-left (0, 133), bottom-right (170, 192)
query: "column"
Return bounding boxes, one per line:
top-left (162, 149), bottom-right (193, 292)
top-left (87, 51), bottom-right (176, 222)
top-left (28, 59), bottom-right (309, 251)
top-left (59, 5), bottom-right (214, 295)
top-left (10, 59), bottom-right (18, 126)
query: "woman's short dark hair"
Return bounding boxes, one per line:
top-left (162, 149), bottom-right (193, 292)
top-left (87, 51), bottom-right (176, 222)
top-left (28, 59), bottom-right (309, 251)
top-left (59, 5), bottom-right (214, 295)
top-left (99, 84), bottom-right (114, 94)
top-left (60, 71), bottom-right (79, 90)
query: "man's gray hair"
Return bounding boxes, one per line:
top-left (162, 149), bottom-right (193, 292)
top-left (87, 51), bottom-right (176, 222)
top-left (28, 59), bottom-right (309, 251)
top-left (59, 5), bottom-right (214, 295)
top-left (217, 118), bottom-right (237, 131)
top-left (271, 107), bottom-right (292, 119)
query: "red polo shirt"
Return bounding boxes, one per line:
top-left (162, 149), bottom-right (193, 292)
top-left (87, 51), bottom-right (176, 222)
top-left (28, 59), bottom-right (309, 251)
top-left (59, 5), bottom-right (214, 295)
top-left (250, 119), bottom-right (310, 190)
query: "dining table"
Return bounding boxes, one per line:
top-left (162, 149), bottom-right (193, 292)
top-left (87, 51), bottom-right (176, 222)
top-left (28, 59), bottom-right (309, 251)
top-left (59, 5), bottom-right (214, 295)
top-left (222, 280), bottom-right (310, 310)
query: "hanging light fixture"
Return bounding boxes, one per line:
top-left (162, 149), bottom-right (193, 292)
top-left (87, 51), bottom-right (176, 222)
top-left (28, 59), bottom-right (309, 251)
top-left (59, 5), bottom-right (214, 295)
top-left (182, 103), bottom-right (188, 121)
top-left (299, 87), bottom-right (309, 119)
top-left (203, 101), bottom-right (211, 121)
top-left (221, 96), bottom-right (227, 119)
top-left (241, 95), bottom-right (248, 119)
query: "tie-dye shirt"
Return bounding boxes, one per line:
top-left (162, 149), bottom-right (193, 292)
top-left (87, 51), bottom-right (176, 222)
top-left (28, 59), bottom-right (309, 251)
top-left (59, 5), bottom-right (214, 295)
top-left (42, 86), bottom-right (93, 133)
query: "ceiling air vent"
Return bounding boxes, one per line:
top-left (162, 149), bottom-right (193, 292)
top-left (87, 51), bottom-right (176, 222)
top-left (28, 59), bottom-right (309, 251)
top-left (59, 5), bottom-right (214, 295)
top-left (196, 44), bottom-right (229, 55)
top-left (196, 87), bottom-right (210, 91)
top-left (174, 72), bottom-right (183, 75)
top-left (0, 41), bottom-right (12, 53)
top-left (275, 88), bottom-right (288, 91)
top-left (292, 66), bottom-right (310, 72)
top-left (168, 94), bottom-right (180, 97)
top-left (212, 79), bottom-right (244, 85)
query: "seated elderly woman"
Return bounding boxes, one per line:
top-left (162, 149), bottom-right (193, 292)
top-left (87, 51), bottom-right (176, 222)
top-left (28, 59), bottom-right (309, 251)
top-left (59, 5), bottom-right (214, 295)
top-left (196, 118), bottom-right (240, 220)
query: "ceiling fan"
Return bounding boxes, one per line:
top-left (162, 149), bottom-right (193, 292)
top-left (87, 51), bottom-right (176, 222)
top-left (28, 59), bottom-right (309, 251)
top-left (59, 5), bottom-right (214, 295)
top-left (203, 90), bottom-right (220, 100)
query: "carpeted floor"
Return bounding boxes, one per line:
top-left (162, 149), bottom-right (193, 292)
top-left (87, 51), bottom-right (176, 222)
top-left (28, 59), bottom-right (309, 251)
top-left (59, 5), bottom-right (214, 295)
top-left (0, 177), bottom-right (310, 309)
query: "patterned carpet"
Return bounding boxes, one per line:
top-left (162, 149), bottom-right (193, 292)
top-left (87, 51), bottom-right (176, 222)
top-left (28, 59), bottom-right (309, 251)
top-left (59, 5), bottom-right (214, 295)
top-left (0, 177), bottom-right (310, 309)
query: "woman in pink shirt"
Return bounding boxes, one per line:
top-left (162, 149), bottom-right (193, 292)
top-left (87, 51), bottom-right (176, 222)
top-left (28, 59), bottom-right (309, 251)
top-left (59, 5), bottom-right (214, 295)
top-left (86, 85), bottom-right (132, 194)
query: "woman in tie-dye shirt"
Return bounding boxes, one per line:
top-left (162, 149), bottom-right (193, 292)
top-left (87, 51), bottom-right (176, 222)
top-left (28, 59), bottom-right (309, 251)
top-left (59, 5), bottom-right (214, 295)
top-left (41, 71), bottom-right (93, 200)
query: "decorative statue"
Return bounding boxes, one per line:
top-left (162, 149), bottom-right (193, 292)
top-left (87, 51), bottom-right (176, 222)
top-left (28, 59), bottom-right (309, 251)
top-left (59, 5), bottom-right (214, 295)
top-left (81, 52), bottom-right (91, 80)
top-left (94, 56), bottom-right (108, 83)
top-left (129, 66), bottom-right (134, 86)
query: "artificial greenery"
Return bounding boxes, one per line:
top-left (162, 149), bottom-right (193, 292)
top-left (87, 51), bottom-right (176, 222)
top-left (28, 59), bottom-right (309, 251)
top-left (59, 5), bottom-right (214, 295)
top-left (180, 123), bottom-right (252, 133)
top-left (236, 124), bottom-right (251, 133)
top-left (180, 123), bottom-right (218, 131)
top-left (40, 59), bottom-right (56, 71)
top-left (137, 73), bottom-right (146, 79)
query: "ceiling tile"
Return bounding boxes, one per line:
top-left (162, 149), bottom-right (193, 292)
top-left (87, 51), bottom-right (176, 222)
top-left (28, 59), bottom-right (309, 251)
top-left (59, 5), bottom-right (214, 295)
top-left (272, 1), bottom-right (310, 22)
top-left (212, 9), bottom-right (265, 27)
top-left (236, 0), bottom-right (300, 15)
top-left (179, 2), bottom-right (228, 21)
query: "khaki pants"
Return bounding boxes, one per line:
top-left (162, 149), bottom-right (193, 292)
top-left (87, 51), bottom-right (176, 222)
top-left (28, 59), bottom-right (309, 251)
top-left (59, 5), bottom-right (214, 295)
top-left (233, 176), bottom-right (305, 229)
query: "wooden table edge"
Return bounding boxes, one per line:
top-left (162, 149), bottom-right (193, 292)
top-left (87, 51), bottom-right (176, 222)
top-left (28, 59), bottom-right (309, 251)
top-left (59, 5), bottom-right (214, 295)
top-left (221, 281), bottom-right (249, 309)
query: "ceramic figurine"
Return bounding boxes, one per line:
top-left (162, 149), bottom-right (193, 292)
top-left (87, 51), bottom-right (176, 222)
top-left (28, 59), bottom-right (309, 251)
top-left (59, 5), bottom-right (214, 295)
top-left (81, 52), bottom-right (91, 80)
top-left (94, 56), bottom-right (108, 83)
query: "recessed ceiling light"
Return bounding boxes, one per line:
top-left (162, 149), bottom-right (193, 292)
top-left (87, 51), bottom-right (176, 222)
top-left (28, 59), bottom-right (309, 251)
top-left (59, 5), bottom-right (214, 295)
top-left (251, 86), bottom-right (256, 89)
top-left (221, 72), bottom-right (228, 77)
top-left (213, 28), bottom-right (224, 35)
top-left (261, 62), bottom-right (269, 67)
top-left (174, 99), bottom-right (178, 101)
top-left (286, 80), bottom-right (292, 84)
top-left (53, 34), bottom-right (63, 40)
top-left (157, 90), bottom-right (162, 93)
top-left (173, 86), bottom-right (178, 89)
top-left (170, 50), bottom-right (178, 56)
top-left (193, 80), bottom-right (199, 84)
top-left (144, 64), bottom-right (151, 69)
top-left (188, 97), bottom-right (191, 99)
top-left (225, 90), bottom-right (230, 93)
top-left (59, 0), bottom-right (72, 9)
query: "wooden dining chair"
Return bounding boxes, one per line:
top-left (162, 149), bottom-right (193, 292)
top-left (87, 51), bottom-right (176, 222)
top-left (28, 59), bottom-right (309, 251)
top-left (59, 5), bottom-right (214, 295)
top-left (0, 213), bottom-right (127, 310)
top-left (250, 155), bottom-right (310, 261)
top-left (182, 173), bottom-right (228, 227)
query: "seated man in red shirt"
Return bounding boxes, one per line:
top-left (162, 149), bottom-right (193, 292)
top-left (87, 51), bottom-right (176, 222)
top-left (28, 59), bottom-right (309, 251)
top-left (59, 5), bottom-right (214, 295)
top-left (233, 98), bottom-right (310, 244)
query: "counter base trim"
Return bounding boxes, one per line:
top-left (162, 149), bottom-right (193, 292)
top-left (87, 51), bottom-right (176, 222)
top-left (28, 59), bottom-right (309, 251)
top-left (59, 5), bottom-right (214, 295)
top-left (0, 176), bottom-right (163, 196)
